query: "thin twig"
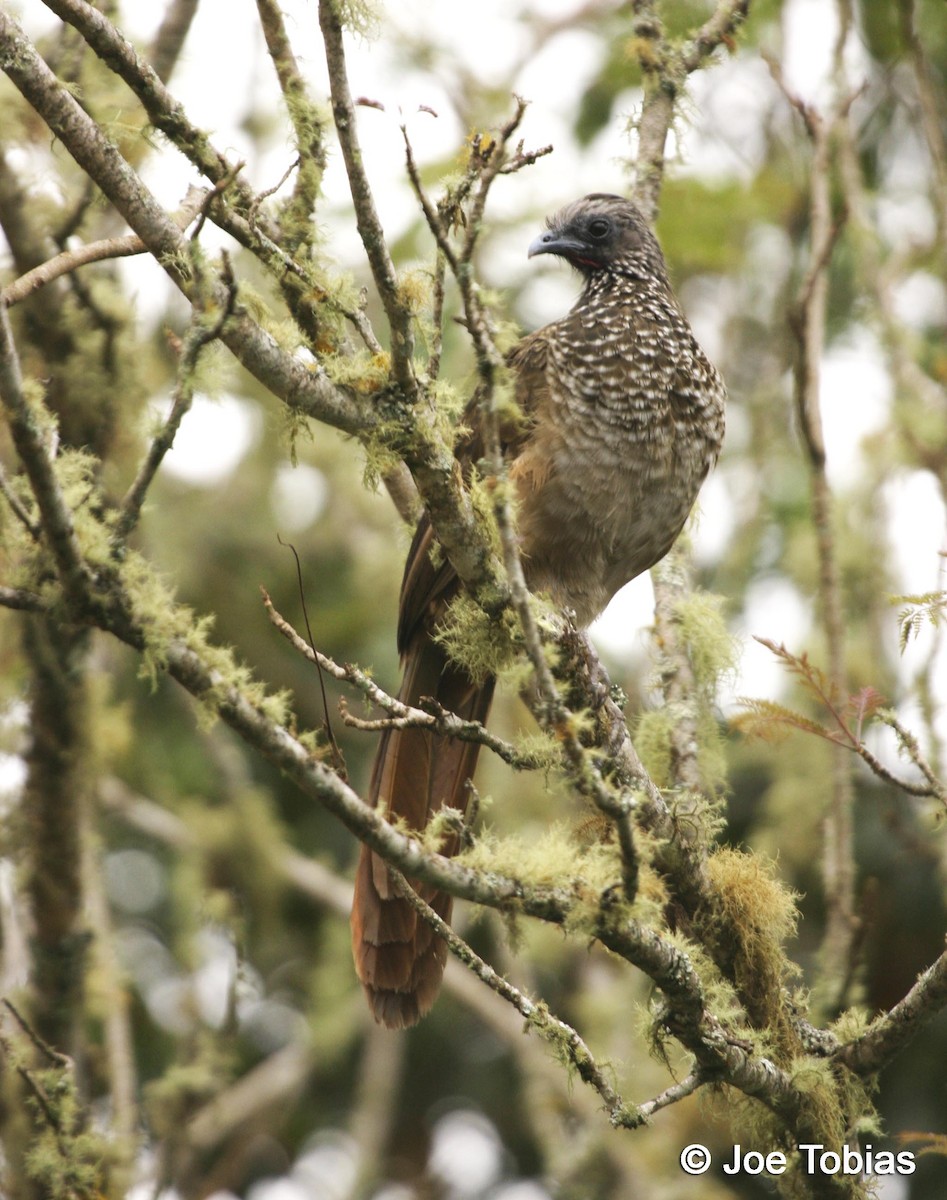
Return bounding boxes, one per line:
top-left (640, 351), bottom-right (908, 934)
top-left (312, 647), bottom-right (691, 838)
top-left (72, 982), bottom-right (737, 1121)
top-left (149, 0), bottom-right (200, 84)
top-left (0, 584), bottom-right (46, 612)
top-left (0, 300), bottom-right (94, 607)
top-left (3, 998), bottom-right (73, 1069)
top-left (877, 711), bottom-right (947, 806)
top-left (115, 254), bottom-right (238, 539)
top-left (404, 100), bottom-right (642, 899)
top-left (0, 458), bottom-right (40, 538)
top-left (896, 0), bottom-right (947, 252)
top-left (768, 43), bottom-right (861, 1015)
top-left (318, 0), bottom-right (416, 394)
top-left (681, 0), bottom-right (750, 72)
top-left (2, 222), bottom-right (182, 307)
top-left (388, 867), bottom-right (646, 1128)
top-left (638, 1071), bottom-right (704, 1119)
top-left (0, 9), bottom-right (371, 436)
top-left (262, 590), bottom-right (541, 769)
top-left (255, 0), bottom-right (326, 246)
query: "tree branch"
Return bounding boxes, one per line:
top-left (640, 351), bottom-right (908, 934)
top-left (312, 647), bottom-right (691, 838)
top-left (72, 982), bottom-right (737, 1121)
top-left (317, 0), bottom-right (417, 394)
top-left (837, 946), bottom-right (947, 1076)
top-left (0, 8), bottom-right (373, 437)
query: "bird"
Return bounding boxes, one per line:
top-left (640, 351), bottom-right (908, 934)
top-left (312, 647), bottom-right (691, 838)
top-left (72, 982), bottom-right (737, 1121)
top-left (351, 193), bottom-right (726, 1028)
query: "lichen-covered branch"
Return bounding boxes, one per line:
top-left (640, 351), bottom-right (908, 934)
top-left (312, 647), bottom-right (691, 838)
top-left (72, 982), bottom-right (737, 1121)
top-left (838, 947), bottom-right (947, 1076)
top-left (262, 590), bottom-right (546, 770)
top-left (0, 8), bottom-right (370, 437)
top-left (317, 0), bottom-right (417, 393)
top-left (389, 867), bottom-right (644, 1128)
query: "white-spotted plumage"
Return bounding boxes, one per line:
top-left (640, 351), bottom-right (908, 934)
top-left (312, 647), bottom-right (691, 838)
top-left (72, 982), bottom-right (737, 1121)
top-left (511, 193), bottom-right (726, 625)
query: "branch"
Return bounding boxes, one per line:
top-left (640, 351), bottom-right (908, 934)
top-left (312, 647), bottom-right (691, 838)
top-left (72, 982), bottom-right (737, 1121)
top-left (388, 867), bottom-right (646, 1129)
top-left (1, 186), bottom-right (202, 314)
top-left (255, 0), bottom-right (326, 248)
top-left (1, 7), bottom-right (510, 637)
top-left (115, 254), bottom-right (238, 539)
top-left (0, 584), bottom-right (46, 612)
top-left (262, 590), bottom-right (546, 770)
top-left (407, 101), bottom-right (643, 898)
top-left (769, 47), bottom-right (860, 1014)
top-left (837, 946), bottom-right (947, 1076)
top-left (186, 1041), bottom-right (314, 1153)
top-left (896, 0), bottom-right (947, 252)
top-left (0, 301), bottom-right (94, 606)
top-left (681, 0), bottom-right (750, 72)
top-left (876, 710), bottom-right (947, 807)
top-left (1, 212), bottom-right (190, 306)
top-left (317, 0), bottom-right (416, 394)
top-left (0, 9), bottom-right (373, 437)
top-left (41, 0), bottom-right (251, 204)
top-left (149, 0), bottom-right (200, 84)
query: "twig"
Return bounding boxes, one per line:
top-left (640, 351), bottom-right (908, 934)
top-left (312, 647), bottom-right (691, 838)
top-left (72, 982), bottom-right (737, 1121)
top-left (149, 0), bottom-right (199, 83)
top-left (877, 711), bottom-right (947, 806)
top-left (896, 0), bottom-right (947, 252)
top-left (0, 300), bottom-right (94, 607)
top-left (4, 228), bottom-right (158, 304)
top-left (0, 9), bottom-right (371, 437)
top-left (628, 0), bottom-right (676, 222)
top-left (388, 867), bottom-right (646, 1128)
top-left (80, 827), bottom-right (138, 1150)
top-left (3, 998), bottom-right (73, 1069)
top-left (0, 584), bottom-right (46, 612)
top-left (0, 458), bottom-right (40, 538)
top-left (318, 0), bottom-right (416, 395)
top-left (262, 590), bottom-right (541, 769)
top-left (837, 945), bottom-right (947, 1075)
top-left (255, 0), bottom-right (326, 247)
top-left (681, 0), bottom-right (750, 72)
top-left (405, 99), bottom-right (642, 898)
top-left (637, 1071), bottom-right (704, 1119)
top-left (116, 254), bottom-right (238, 539)
top-left (1, 193), bottom-right (204, 306)
top-left (768, 46), bottom-right (860, 1015)
top-left (629, 0), bottom-right (749, 220)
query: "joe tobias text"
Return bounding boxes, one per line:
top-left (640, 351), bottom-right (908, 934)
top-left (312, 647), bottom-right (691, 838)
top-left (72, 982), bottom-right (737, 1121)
top-left (723, 1143), bottom-right (916, 1178)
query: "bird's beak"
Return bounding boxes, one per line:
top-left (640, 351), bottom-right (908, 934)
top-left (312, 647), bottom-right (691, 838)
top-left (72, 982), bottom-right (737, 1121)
top-left (528, 230), bottom-right (588, 259)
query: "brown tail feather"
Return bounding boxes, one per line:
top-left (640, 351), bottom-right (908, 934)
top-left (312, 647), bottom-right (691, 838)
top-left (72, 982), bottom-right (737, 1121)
top-left (351, 632), bottom-right (494, 1028)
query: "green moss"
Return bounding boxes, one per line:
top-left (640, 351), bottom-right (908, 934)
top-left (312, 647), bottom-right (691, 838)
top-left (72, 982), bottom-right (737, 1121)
top-left (458, 821), bottom-right (617, 894)
top-left (673, 590), bottom-right (740, 692)
top-left (5, 1042), bottom-right (113, 1198)
top-left (705, 847), bottom-right (800, 1057)
top-left (633, 707), bottom-right (676, 788)
top-left (118, 549), bottom-right (291, 726)
top-left (434, 591), bottom-right (518, 684)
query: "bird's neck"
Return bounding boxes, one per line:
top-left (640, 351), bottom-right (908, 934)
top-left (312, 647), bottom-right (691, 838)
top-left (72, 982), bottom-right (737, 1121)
top-left (580, 264), bottom-right (670, 306)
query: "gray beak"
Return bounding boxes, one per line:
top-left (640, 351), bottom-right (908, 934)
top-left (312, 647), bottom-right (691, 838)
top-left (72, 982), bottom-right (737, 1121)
top-left (528, 229), bottom-right (587, 259)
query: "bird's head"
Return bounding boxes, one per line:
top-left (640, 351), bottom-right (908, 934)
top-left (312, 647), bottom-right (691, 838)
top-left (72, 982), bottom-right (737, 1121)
top-left (528, 193), bottom-right (668, 282)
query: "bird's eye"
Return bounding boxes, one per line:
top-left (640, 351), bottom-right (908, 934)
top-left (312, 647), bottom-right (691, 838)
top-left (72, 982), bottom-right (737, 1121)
top-left (588, 218), bottom-right (610, 240)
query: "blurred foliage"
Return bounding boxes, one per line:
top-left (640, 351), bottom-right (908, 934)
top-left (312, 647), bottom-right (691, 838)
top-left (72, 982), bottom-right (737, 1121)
top-left (1, 0), bottom-right (947, 1198)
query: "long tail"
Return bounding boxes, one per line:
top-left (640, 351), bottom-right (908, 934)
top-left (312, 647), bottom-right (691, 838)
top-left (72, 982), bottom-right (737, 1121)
top-left (350, 630), bottom-right (494, 1028)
